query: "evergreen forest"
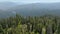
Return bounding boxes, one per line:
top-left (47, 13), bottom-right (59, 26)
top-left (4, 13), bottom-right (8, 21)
top-left (0, 14), bottom-right (60, 34)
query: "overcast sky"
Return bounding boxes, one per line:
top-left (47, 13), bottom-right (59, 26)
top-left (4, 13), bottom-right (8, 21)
top-left (0, 0), bottom-right (60, 3)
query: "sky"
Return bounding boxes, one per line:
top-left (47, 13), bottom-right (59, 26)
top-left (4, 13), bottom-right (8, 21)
top-left (0, 0), bottom-right (60, 3)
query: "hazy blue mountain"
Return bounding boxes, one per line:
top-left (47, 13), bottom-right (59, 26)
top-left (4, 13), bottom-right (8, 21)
top-left (7, 3), bottom-right (60, 16)
top-left (0, 3), bottom-right (60, 18)
top-left (11, 3), bottom-right (60, 10)
top-left (0, 2), bottom-right (25, 10)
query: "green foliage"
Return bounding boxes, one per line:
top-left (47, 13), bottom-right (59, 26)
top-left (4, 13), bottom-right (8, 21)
top-left (0, 14), bottom-right (60, 34)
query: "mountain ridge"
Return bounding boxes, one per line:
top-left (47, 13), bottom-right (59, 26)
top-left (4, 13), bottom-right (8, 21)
top-left (0, 3), bottom-right (60, 17)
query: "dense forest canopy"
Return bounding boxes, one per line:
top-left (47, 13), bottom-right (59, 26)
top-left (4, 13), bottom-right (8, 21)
top-left (1, 1), bottom-right (60, 34)
top-left (0, 14), bottom-right (60, 34)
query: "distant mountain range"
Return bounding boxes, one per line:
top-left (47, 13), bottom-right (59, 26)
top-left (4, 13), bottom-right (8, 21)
top-left (0, 2), bottom-right (26, 10)
top-left (0, 2), bottom-right (60, 18)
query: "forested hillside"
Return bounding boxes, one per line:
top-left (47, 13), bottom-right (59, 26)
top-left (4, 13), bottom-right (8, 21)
top-left (0, 14), bottom-right (60, 34)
